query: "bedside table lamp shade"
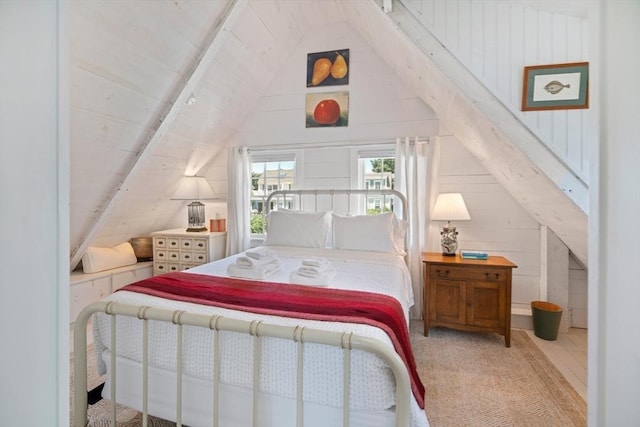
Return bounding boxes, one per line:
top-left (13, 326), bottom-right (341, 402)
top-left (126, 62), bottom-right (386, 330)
top-left (171, 176), bottom-right (218, 232)
top-left (431, 193), bottom-right (470, 256)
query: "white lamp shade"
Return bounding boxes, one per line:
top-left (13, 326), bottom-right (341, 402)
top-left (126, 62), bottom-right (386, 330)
top-left (171, 176), bottom-right (218, 201)
top-left (431, 193), bottom-right (471, 221)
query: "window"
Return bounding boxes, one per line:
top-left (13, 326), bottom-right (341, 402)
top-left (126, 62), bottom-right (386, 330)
top-left (358, 148), bottom-right (395, 214)
top-left (250, 153), bottom-right (297, 234)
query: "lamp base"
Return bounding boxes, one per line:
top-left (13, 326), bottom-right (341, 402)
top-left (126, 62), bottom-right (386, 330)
top-left (186, 226), bottom-right (208, 232)
top-left (440, 225), bottom-right (459, 257)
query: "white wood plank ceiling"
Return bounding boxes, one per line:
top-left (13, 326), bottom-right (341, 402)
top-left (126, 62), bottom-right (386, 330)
top-left (69, 0), bottom-right (588, 269)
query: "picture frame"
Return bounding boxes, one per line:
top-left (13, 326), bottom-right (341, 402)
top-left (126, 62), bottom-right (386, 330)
top-left (521, 62), bottom-right (589, 111)
top-left (305, 91), bottom-right (349, 128)
top-left (306, 49), bottom-right (349, 87)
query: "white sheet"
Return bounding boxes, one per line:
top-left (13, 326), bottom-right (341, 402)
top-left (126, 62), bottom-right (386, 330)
top-left (192, 246), bottom-right (414, 321)
top-left (93, 247), bottom-right (427, 427)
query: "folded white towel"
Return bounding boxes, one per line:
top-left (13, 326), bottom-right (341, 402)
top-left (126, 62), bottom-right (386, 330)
top-left (227, 261), bottom-right (280, 280)
top-left (297, 263), bottom-right (331, 277)
top-left (289, 268), bottom-right (336, 287)
top-left (235, 253), bottom-right (278, 268)
top-left (301, 257), bottom-right (329, 268)
top-left (245, 248), bottom-right (275, 260)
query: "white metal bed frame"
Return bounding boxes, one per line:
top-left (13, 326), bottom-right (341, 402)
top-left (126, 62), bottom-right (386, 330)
top-left (73, 188), bottom-right (413, 427)
top-left (264, 188), bottom-right (407, 219)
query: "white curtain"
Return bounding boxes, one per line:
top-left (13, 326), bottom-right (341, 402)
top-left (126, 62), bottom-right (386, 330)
top-left (226, 146), bottom-right (251, 255)
top-left (395, 137), bottom-right (437, 319)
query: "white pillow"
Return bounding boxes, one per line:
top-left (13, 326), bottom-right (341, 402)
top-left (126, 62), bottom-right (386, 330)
top-left (82, 242), bottom-right (138, 274)
top-left (332, 213), bottom-right (406, 254)
top-left (263, 210), bottom-right (331, 248)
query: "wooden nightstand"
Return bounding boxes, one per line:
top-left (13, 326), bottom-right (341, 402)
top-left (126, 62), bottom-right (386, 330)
top-left (422, 252), bottom-right (517, 347)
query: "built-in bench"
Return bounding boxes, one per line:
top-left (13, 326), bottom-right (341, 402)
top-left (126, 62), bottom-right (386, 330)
top-left (69, 261), bottom-right (153, 324)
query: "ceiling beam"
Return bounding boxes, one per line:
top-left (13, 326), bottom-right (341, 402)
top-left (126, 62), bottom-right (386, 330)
top-left (70, 0), bottom-right (248, 270)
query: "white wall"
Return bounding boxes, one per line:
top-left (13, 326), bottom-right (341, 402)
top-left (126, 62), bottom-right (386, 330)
top-left (0, 1), bottom-right (69, 426)
top-left (231, 21), bottom-right (439, 147)
top-left (591, 1), bottom-right (640, 424)
top-left (403, 0), bottom-right (590, 184)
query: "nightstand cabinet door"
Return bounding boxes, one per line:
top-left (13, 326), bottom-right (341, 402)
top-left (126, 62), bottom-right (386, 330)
top-left (467, 280), bottom-right (507, 329)
top-left (430, 279), bottom-right (467, 325)
top-left (423, 253), bottom-right (517, 347)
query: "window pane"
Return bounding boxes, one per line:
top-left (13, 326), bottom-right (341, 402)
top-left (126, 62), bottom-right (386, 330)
top-left (359, 155), bottom-right (395, 214)
top-left (250, 157), bottom-right (296, 234)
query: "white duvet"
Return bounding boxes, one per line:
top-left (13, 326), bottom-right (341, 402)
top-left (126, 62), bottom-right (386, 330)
top-left (93, 247), bottom-right (428, 427)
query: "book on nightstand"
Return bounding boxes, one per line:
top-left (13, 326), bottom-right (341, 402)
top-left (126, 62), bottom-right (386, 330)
top-left (460, 250), bottom-right (488, 260)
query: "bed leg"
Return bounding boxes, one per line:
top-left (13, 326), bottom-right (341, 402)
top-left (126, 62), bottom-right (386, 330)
top-left (87, 382), bottom-right (105, 405)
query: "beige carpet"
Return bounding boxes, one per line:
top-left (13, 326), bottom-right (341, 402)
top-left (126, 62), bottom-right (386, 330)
top-left (71, 324), bottom-right (586, 427)
top-left (411, 322), bottom-right (587, 426)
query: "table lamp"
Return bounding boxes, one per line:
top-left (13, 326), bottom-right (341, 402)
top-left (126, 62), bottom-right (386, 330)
top-left (431, 193), bottom-right (470, 256)
top-left (171, 176), bottom-right (218, 232)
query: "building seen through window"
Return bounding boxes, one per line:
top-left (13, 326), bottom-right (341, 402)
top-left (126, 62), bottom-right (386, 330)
top-left (250, 159), bottom-right (295, 234)
top-left (361, 156), bottom-right (395, 214)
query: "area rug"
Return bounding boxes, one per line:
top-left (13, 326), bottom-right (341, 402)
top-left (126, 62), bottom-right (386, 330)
top-left (71, 323), bottom-right (586, 426)
top-left (411, 322), bottom-right (587, 426)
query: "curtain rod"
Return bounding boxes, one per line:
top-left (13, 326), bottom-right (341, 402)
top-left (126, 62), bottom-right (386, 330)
top-left (247, 136), bottom-right (432, 152)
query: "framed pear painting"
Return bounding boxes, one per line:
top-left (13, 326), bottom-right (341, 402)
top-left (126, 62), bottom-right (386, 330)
top-left (306, 49), bottom-right (349, 87)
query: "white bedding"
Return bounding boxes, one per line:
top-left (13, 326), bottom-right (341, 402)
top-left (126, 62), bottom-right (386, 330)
top-left (93, 247), bottom-right (428, 427)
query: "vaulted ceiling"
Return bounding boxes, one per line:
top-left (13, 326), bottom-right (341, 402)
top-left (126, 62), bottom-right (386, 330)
top-left (69, 0), bottom-right (587, 269)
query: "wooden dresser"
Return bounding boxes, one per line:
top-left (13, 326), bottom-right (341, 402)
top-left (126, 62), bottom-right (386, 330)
top-left (151, 229), bottom-right (227, 275)
top-left (422, 252), bottom-right (517, 347)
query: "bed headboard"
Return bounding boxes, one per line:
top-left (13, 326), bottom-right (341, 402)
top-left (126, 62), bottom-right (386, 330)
top-left (265, 189), bottom-right (407, 221)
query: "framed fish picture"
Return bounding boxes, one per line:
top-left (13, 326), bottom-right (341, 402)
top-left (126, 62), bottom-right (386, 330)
top-left (521, 62), bottom-right (589, 111)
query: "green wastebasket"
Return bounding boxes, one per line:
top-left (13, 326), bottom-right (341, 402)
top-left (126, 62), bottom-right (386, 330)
top-left (531, 301), bottom-right (563, 341)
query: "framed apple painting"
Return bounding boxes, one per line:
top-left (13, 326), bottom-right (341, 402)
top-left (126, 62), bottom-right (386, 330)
top-left (305, 91), bottom-right (349, 128)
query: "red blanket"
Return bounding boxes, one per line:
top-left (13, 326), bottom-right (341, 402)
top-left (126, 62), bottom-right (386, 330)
top-left (118, 271), bottom-right (425, 408)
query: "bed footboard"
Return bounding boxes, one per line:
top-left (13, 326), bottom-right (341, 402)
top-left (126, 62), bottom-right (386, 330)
top-left (73, 301), bottom-right (412, 427)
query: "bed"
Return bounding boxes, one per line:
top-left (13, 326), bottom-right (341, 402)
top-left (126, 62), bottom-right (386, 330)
top-left (73, 189), bottom-right (429, 427)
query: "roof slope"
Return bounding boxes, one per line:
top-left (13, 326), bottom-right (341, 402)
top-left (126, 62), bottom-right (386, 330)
top-left (69, 0), bottom-right (587, 268)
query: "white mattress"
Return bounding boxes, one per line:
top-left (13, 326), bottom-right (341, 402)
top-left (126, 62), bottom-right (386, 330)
top-left (93, 247), bottom-right (428, 427)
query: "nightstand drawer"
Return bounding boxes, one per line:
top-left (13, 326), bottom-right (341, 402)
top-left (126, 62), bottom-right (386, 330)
top-left (429, 265), bottom-right (505, 281)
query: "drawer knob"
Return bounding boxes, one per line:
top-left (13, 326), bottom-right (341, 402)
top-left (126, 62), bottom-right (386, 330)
top-left (485, 272), bottom-right (500, 280)
top-left (436, 269), bottom-right (450, 277)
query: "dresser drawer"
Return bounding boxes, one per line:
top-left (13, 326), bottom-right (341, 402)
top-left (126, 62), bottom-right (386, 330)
top-left (167, 250), bottom-right (180, 262)
top-left (429, 265), bottom-right (506, 281)
top-left (180, 252), bottom-right (195, 263)
top-left (154, 262), bottom-right (168, 275)
top-left (191, 238), bottom-right (208, 251)
top-left (192, 252), bottom-right (208, 264)
top-left (167, 238), bottom-right (180, 249)
top-left (153, 236), bottom-right (166, 248)
top-left (154, 249), bottom-right (168, 262)
top-left (179, 238), bottom-right (194, 250)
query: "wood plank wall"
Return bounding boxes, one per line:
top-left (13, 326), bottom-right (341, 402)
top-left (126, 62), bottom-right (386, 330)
top-left (403, 0), bottom-right (590, 183)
